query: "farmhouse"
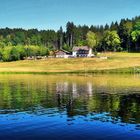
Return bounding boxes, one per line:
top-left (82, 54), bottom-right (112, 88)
top-left (72, 46), bottom-right (93, 57)
top-left (55, 49), bottom-right (71, 58)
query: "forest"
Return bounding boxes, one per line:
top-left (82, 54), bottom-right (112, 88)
top-left (0, 16), bottom-right (140, 61)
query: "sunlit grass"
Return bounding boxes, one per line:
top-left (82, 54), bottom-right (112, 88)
top-left (0, 52), bottom-right (140, 73)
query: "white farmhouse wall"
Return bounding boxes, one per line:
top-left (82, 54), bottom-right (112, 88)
top-left (56, 54), bottom-right (69, 58)
top-left (87, 48), bottom-right (93, 57)
top-left (72, 51), bottom-right (77, 57)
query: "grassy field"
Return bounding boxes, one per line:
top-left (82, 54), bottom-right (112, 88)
top-left (1, 52), bottom-right (140, 74)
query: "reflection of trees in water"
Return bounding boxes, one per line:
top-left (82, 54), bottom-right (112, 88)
top-left (0, 80), bottom-right (140, 123)
top-left (118, 94), bottom-right (140, 123)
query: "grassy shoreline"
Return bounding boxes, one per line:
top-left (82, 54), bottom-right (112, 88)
top-left (0, 52), bottom-right (140, 74)
top-left (0, 66), bottom-right (139, 75)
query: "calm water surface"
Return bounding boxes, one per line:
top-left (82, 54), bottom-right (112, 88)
top-left (0, 74), bottom-right (140, 140)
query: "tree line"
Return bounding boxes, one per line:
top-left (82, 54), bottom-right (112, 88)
top-left (0, 15), bottom-right (140, 61)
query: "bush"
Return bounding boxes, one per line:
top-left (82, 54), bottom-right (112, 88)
top-left (0, 45), bottom-right (50, 62)
top-left (2, 46), bottom-right (12, 61)
top-left (116, 47), bottom-right (123, 52)
top-left (11, 46), bottom-right (20, 61)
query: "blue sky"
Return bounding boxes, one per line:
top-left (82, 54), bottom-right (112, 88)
top-left (0, 0), bottom-right (140, 30)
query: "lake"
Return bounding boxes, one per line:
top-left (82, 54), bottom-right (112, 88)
top-left (0, 74), bottom-right (140, 140)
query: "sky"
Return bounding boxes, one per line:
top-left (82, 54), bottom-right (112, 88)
top-left (0, 0), bottom-right (140, 30)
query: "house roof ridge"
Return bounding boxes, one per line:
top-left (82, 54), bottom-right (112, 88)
top-left (72, 46), bottom-right (90, 51)
top-left (60, 49), bottom-right (70, 53)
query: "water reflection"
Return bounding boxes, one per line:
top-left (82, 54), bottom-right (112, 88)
top-left (0, 74), bottom-right (140, 139)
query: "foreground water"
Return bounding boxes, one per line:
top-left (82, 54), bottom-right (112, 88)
top-left (0, 74), bottom-right (140, 140)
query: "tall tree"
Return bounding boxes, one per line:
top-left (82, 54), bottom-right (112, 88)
top-left (57, 26), bottom-right (63, 49)
top-left (66, 22), bottom-right (75, 48)
top-left (41, 30), bottom-right (58, 49)
top-left (110, 21), bottom-right (118, 31)
top-left (86, 31), bottom-right (98, 52)
top-left (118, 19), bottom-right (133, 51)
top-left (102, 31), bottom-right (121, 52)
top-left (104, 24), bottom-right (109, 31)
top-left (131, 20), bottom-right (140, 51)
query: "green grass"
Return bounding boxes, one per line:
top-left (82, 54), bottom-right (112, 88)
top-left (0, 52), bottom-right (140, 74)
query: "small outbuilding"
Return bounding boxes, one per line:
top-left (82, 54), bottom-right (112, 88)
top-left (55, 49), bottom-right (71, 58)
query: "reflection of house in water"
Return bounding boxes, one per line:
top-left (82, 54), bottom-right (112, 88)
top-left (56, 82), bottom-right (69, 107)
top-left (72, 82), bottom-right (93, 98)
top-left (56, 81), bottom-right (93, 97)
top-left (56, 82), bottom-right (69, 94)
top-left (55, 81), bottom-right (94, 117)
top-left (72, 83), bottom-right (78, 98)
top-left (87, 82), bottom-right (93, 97)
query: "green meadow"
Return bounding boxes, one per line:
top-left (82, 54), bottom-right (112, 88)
top-left (0, 52), bottom-right (140, 74)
